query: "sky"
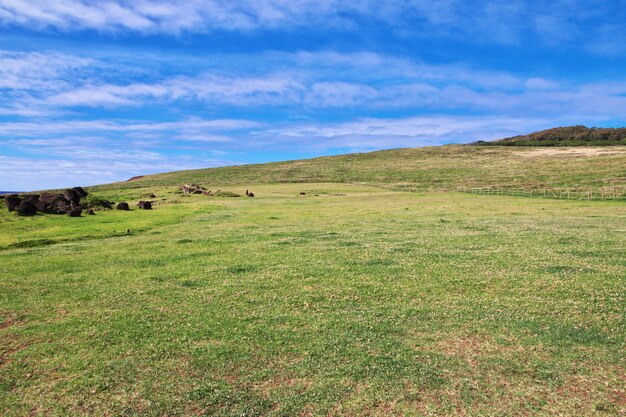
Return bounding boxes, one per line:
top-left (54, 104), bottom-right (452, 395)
top-left (1, 1), bottom-right (626, 190)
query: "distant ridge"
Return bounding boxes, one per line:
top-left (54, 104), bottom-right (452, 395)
top-left (474, 126), bottom-right (626, 146)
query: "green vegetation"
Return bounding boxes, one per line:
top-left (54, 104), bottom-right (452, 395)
top-left (1, 182), bottom-right (625, 416)
top-left (92, 145), bottom-right (626, 192)
top-left (474, 125), bottom-right (626, 147)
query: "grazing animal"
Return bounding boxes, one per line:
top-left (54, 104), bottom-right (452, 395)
top-left (87, 209), bottom-right (96, 215)
top-left (117, 202), bottom-right (130, 211)
top-left (299, 192), bottom-right (306, 196)
top-left (246, 190), bottom-right (255, 197)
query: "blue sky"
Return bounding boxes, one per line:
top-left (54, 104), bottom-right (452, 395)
top-left (1, 1), bottom-right (625, 190)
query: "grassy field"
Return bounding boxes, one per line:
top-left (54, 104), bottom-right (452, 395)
top-left (1, 183), bottom-right (624, 416)
top-left (93, 145), bottom-right (626, 192)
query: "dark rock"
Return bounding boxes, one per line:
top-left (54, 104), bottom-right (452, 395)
top-left (63, 189), bottom-right (80, 205)
top-left (299, 192), bottom-right (306, 196)
top-left (5, 195), bottom-right (21, 211)
top-left (181, 183), bottom-right (207, 194)
top-left (117, 202), bottom-right (130, 211)
top-left (21, 194), bottom-right (40, 203)
top-left (72, 187), bottom-right (88, 198)
top-left (86, 209), bottom-right (95, 215)
top-left (54, 200), bottom-right (71, 214)
top-left (34, 199), bottom-right (48, 212)
top-left (40, 192), bottom-right (64, 204)
top-left (137, 201), bottom-right (153, 209)
top-left (145, 193), bottom-right (156, 198)
top-left (16, 201), bottom-right (37, 216)
top-left (67, 208), bottom-right (82, 217)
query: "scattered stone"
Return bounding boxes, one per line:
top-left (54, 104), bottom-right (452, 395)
top-left (21, 194), bottom-right (40, 203)
top-left (117, 202), bottom-right (130, 211)
top-left (72, 187), bottom-right (88, 198)
top-left (6, 187), bottom-right (92, 218)
top-left (181, 183), bottom-right (207, 194)
top-left (16, 201), bottom-right (37, 216)
top-left (299, 192), bottom-right (306, 196)
top-left (213, 191), bottom-right (241, 197)
top-left (145, 193), bottom-right (156, 198)
top-left (67, 208), bottom-right (82, 217)
top-left (63, 189), bottom-right (81, 205)
top-left (5, 195), bottom-right (21, 211)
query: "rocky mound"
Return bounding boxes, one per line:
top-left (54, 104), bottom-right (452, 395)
top-left (474, 126), bottom-right (626, 146)
top-left (3, 187), bottom-right (116, 217)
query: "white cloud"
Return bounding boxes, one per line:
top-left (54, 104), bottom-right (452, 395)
top-left (0, 0), bottom-right (623, 53)
top-left (0, 153), bottom-right (237, 191)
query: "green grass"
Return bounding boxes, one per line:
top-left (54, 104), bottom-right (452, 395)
top-left (91, 145), bottom-right (626, 192)
top-left (1, 183), bottom-right (624, 416)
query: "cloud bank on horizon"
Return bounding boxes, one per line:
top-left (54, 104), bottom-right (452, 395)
top-left (0, 0), bottom-right (625, 190)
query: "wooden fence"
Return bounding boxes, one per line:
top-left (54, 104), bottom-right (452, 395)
top-left (462, 187), bottom-right (626, 201)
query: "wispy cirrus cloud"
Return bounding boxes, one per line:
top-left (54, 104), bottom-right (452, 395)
top-left (4, 49), bottom-right (626, 120)
top-left (0, 1), bottom-right (625, 191)
top-left (0, 0), bottom-right (624, 52)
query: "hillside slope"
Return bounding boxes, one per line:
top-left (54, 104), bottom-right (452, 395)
top-left (475, 125), bottom-right (626, 146)
top-left (93, 145), bottom-right (626, 192)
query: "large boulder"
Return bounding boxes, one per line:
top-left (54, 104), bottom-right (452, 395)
top-left (54, 200), bottom-right (71, 214)
top-left (137, 201), bottom-right (152, 210)
top-left (117, 202), bottom-right (130, 211)
top-left (21, 194), bottom-right (40, 203)
top-left (5, 195), bottom-right (21, 212)
top-left (72, 187), bottom-right (88, 198)
top-left (63, 189), bottom-right (81, 205)
top-left (67, 208), bottom-right (82, 217)
top-left (40, 192), bottom-right (63, 203)
top-left (16, 201), bottom-right (37, 216)
top-left (181, 184), bottom-right (206, 194)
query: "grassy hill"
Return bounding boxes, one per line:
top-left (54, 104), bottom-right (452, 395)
top-left (2, 184), bottom-right (625, 416)
top-left (2, 143), bottom-right (626, 416)
top-left (94, 145), bottom-right (626, 193)
top-left (474, 125), bottom-right (626, 147)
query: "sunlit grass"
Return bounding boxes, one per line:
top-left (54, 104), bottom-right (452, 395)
top-left (1, 183), bottom-right (624, 416)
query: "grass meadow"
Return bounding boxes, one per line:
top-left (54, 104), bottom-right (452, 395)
top-left (1, 183), bottom-right (625, 416)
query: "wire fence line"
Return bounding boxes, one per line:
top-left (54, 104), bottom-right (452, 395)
top-left (462, 187), bottom-right (626, 201)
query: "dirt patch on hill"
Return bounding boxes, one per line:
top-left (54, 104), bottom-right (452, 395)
top-left (514, 147), bottom-right (626, 158)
